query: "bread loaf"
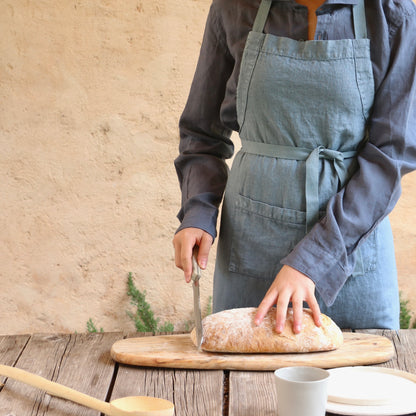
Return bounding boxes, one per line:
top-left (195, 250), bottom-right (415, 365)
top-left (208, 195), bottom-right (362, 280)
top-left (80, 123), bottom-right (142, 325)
top-left (190, 307), bottom-right (343, 353)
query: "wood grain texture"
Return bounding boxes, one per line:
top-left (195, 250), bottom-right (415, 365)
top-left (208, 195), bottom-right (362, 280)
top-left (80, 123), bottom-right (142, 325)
top-left (109, 332), bottom-right (224, 416)
top-left (229, 371), bottom-right (276, 416)
top-left (0, 334), bottom-right (30, 385)
top-left (0, 333), bottom-right (70, 415)
top-left (44, 332), bottom-right (122, 416)
top-left (0, 332), bottom-right (121, 415)
top-left (356, 329), bottom-right (416, 374)
top-left (111, 364), bottom-right (224, 416)
top-left (111, 332), bottom-right (394, 371)
top-left (0, 331), bottom-right (414, 416)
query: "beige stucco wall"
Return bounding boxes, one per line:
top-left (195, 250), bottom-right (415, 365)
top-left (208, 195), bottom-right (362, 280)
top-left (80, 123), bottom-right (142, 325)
top-left (0, 0), bottom-right (415, 335)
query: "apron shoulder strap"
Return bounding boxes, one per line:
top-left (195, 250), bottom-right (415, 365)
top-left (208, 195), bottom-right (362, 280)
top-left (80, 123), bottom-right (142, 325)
top-left (352, 0), bottom-right (368, 39)
top-left (252, 0), bottom-right (272, 33)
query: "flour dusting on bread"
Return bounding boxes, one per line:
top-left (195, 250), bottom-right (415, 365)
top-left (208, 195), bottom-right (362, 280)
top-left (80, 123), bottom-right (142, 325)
top-left (190, 307), bottom-right (343, 353)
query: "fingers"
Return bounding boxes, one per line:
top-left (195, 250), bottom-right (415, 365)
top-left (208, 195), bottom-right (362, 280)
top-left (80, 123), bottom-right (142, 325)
top-left (173, 228), bottom-right (213, 283)
top-left (255, 288), bottom-right (292, 334)
top-left (181, 245), bottom-right (194, 284)
top-left (173, 229), bottom-right (194, 283)
top-left (254, 288), bottom-right (277, 326)
top-left (255, 285), bottom-right (291, 334)
top-left (255, 265), bottom-right (322, 334)
top-left (291, 296), bottom-right (304, 334)
top-left (306, 293), bottom-right (322, 327)
top-left (197, 232), bottom-right (213, 270)
top-left (274, 291), bottom-right (291, 333)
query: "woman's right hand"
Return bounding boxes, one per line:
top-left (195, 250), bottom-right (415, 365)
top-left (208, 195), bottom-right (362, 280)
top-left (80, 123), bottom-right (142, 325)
top-left (173, 227), bottom-right (213, 283)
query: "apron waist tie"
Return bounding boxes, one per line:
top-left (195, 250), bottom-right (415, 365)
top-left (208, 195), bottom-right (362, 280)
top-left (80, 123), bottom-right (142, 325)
top-left (241, 141), bottom-right (358, 232)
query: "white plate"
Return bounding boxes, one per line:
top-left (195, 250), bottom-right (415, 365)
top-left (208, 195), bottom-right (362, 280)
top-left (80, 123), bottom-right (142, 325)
top-left (326, 367), bottom-right (416, 416)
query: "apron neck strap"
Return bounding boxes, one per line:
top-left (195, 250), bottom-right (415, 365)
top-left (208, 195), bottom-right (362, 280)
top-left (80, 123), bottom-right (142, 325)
top-left (252, 0), bottom-right (367, 39)
top-left (252, 0), bottom-right (272, 33)
top-left (352, 0), bottom-right (367, 39)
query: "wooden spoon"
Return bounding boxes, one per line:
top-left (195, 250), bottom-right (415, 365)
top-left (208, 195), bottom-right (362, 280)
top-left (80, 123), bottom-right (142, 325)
top-left (0, 364), bottom-right (174, 416)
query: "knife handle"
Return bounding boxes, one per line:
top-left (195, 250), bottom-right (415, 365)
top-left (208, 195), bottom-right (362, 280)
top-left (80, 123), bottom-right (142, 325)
top-left (191, 252), bottom-right (201, 283)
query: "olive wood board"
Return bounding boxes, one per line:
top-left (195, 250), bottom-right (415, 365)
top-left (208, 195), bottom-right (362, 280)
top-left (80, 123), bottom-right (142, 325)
top-left (111, 332), bottom-right (394, 371)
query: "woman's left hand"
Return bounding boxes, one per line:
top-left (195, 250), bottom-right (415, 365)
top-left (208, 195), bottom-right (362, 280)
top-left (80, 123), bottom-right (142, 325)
top-left (254, 265), bottom-right (322, 334)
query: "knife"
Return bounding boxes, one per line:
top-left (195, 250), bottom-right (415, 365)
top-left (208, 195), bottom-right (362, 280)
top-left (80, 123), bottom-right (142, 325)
top-left (191, 250), bottom-right (203, 350)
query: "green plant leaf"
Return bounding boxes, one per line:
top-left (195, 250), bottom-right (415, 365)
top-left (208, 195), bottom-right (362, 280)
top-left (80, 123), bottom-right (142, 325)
top-left (126, 272), bottom-right (174, 334)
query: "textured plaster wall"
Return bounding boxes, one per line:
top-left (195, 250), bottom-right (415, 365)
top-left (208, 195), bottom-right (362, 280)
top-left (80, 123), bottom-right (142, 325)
top-left (0, 0), bottom-right (415, 334)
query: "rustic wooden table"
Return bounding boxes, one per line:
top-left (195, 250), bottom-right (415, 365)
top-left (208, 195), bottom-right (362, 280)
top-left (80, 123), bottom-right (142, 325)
top-left (0, 330), bottom-right (415, 416)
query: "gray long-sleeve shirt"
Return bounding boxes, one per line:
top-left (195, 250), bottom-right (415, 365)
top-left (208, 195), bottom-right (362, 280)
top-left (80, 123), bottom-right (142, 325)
top-left (174, 0), bottom-right (416, 305)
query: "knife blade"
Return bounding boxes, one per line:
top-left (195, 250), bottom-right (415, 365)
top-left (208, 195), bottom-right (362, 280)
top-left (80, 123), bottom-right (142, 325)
top-left (191, 251), bottom-right (203, 350)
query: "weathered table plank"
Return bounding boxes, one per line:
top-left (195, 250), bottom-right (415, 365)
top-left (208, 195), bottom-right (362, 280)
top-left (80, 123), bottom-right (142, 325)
top-left (229, 371), bottom-right (276, 416)
top-left (0, 333), bottom-right (71, 415)
top-left (357, 329), bottom-right (416, 374)
top-left (44, 332), bottom-right (122, 416)
top-left (0, 330), bottom-right (415, 416)
top-left (0, 332), bottom-right (122, 415)
top-left (111, 365), bottom-right (224, 416)
top-left (109, 332), bottom-right (224, 416)
top-left (0, 334), bottom-right (30, 385)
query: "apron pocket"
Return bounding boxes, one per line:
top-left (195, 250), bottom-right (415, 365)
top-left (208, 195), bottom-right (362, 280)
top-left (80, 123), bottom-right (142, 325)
top-left (228, 193), bottom-right (307, 281)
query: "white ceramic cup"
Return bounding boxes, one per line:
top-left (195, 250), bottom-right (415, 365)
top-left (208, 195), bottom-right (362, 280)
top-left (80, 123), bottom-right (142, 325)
top-left (274, 366), bottom-right (330, 416)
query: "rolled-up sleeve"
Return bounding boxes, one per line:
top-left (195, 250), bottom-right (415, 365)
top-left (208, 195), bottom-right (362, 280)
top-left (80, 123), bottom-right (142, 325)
top-left (282, 6), bottom-right (416, 306)
top-left (174, 3), bottom-right (235, 239)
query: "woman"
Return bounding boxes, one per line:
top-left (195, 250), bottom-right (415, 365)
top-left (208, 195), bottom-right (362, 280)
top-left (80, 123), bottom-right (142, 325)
top-left (173, 0), bottom-right (416, 332)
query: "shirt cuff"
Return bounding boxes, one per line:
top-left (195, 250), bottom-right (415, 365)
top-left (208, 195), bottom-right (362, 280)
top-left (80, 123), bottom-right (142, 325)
top-left (176, 203), bottom-right (219, 241)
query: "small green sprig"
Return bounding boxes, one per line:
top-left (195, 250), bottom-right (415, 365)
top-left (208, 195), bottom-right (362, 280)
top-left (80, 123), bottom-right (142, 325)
top-left (86, 318), bottom-right (103, 333)
top-left (400, 292), bottom-right (416, 329)
top-left (126, 272), bottom-right (174, 334)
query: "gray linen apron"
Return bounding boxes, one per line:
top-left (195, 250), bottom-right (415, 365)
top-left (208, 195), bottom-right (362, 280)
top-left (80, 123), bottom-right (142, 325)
top-left (213, 0), bottom-right (400, 329)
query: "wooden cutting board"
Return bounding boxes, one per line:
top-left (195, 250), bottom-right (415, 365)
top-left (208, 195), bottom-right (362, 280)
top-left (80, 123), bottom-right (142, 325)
top-left (111, 333), bottom-right (394, 371)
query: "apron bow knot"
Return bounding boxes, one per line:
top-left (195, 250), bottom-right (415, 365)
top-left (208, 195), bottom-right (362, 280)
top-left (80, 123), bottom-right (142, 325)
top-left (241, 141), bottom-right (358, 231)
top-left (305, 146), bottom-right (357, 231)
top-left (318, 146), bottom-right (344, 161)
